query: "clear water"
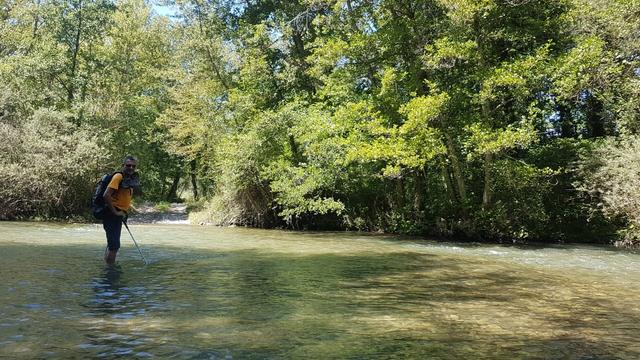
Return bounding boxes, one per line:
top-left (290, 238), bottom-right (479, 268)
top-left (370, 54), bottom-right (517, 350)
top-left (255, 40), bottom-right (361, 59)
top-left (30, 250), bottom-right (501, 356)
top-left (1, 222), bottom-right (639, 359)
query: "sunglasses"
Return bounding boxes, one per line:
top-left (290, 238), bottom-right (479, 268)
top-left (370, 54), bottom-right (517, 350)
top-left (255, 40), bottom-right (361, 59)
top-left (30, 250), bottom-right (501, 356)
top-left (124, 164), bottom-right (137, 168)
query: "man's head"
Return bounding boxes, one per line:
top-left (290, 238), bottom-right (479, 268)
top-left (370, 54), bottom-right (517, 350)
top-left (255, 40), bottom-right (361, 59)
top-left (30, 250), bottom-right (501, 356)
top-left (122, 155), bottom-right (138, 175)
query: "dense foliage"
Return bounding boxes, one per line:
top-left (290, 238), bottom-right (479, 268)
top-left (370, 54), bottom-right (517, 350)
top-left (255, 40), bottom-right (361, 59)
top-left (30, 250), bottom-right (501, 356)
top-left (1, 0), bottom-right (638, 244)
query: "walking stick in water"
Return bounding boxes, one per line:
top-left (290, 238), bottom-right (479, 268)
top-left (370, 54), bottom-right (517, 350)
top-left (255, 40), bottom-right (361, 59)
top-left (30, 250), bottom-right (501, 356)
top-left (122, 218), bottom-right (148, 265)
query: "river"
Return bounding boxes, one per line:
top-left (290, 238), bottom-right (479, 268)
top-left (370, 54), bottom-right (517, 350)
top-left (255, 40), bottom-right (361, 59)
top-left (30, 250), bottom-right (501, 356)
top-left (1, 221), bottom-right (639, 359)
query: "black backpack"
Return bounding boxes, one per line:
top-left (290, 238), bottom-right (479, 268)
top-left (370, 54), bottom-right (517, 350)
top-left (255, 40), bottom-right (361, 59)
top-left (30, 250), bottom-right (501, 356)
top-left (92, 172), bottom-right (121, 219)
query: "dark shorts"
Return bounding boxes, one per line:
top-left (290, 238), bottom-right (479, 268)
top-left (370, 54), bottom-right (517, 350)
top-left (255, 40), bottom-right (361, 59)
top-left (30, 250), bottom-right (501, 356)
top-left (103, 210), bottom-right (123, 251)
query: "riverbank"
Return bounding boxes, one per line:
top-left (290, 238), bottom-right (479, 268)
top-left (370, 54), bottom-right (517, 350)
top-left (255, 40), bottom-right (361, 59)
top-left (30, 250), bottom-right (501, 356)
top-left (121, 202), bottom-right (627, 248)
top-left (3, 201), bottom-right (629, 248)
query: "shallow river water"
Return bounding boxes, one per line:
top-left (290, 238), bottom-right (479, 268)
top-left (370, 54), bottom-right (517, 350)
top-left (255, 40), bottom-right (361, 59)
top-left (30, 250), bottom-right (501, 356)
top-left (1, 222), bottom-right (640, 359)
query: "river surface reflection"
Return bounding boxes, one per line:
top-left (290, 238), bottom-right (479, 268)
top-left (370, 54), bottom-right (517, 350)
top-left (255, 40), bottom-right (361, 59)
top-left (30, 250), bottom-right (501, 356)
top-left (1, 222), bottom-right (639, 359)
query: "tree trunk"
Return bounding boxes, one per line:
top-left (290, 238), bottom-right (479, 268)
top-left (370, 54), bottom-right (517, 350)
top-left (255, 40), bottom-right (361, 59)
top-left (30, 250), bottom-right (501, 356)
top-left (558, 102), bottom-right (575, 137)
top-left (167, 171), bottom-right (181, 202)
top-left (190, 160), bottom-right (198, 200)
top-left (441, 163), bottom-right (456, 206)
top-left (443, 132), bottom-right (467, 204)
top-left (413, 170), bottom-right (424, 213)
top-left (482, 152), bottom-right (494, 209)
top-left (68, 0), bottom-right (83, 104)
top-left (193, 0), bottom-right (229, 90)
top-left (585, 95), bottom-right (606, 137)
top-left (28, 0), bottom-right (41, 53)
top-left (474, 11), bottom-right (496, 210)
top-left (396, 177), bottom-right (405, 211)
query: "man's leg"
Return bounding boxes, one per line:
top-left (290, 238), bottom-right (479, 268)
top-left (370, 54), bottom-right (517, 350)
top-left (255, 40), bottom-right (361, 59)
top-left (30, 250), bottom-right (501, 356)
top-left (103, 213), bottom-right (122, 265)
top-left (105, 248), bottom-right (118, 265)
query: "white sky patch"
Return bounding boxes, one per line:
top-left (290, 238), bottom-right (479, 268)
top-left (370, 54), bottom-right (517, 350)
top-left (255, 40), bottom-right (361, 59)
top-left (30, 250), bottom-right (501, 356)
top-left (150, 2), bottom-right (180, 18)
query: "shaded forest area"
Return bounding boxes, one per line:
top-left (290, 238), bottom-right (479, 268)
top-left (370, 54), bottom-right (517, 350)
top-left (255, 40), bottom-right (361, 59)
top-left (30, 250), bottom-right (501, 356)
top-left (1, 0), bottom-right (639, 245)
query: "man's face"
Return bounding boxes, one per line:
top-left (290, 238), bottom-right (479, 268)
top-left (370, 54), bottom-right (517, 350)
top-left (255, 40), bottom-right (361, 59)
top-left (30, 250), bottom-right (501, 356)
top-left (123, 160), bottom-right (137, 175)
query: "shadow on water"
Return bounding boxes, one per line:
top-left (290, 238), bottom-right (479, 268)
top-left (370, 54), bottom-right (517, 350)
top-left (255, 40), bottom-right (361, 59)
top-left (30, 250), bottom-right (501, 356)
top-left (86, 265), bottom-right (151, 317)
top-left (1, 240), bottom-right (640, 359)
top-left (79, 266), bottom-right (137, 357)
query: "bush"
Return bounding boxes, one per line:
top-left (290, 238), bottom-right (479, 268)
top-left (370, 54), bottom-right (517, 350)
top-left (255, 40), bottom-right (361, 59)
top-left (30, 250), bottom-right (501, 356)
top-left (577, 136), bottom-right (640, 246)
top-left (0, 109), bottom-right (110, 219)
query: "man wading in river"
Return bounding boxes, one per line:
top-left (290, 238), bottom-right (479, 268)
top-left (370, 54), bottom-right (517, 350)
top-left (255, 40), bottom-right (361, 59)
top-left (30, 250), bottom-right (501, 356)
top-left (103, 156), bottom-right (140, 265)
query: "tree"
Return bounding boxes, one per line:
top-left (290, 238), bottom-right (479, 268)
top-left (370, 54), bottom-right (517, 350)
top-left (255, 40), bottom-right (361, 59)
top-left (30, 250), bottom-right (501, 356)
top-left (578, 137), bottom-right (640, 246)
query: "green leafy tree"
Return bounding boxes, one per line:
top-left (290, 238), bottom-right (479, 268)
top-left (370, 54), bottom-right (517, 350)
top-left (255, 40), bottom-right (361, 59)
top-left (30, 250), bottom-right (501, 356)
top-left (578, 137), bottom-right (640, 246)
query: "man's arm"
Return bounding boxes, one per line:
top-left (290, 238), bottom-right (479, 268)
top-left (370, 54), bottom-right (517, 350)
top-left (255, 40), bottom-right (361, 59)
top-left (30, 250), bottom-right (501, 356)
top-left (103, 187), bottom-right (126, 217)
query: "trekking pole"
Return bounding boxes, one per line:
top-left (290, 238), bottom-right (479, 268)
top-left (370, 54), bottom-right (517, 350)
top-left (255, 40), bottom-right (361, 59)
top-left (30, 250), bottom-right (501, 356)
top-left (122, 218), bottom-right (148, 265)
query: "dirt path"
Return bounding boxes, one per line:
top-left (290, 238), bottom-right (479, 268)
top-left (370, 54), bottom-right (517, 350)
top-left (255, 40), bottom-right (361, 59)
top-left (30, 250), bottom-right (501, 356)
top-left (127, 202), bottom-right (189, 225)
